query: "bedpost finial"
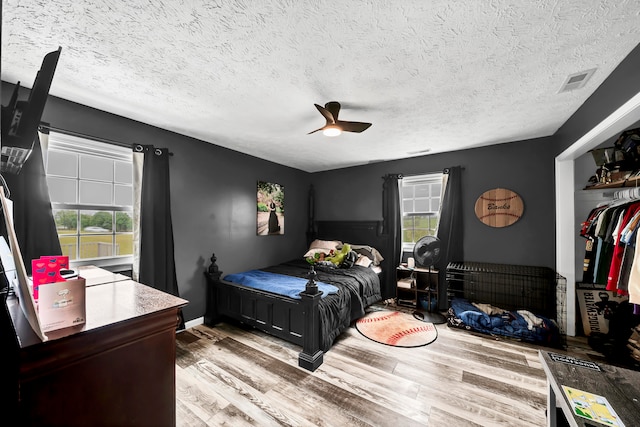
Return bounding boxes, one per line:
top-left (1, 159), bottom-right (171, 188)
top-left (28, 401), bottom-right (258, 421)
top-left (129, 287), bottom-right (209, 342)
top-left (305, 265), bottom-right (319, 294)
top-left (208, 253), bottom-right (221, 276)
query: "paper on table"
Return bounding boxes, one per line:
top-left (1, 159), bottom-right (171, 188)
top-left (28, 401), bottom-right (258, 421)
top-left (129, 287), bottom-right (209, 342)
top-left (562, 385), bottom-right (625, 427)
top-left (0, 186), bottom-right (47, 341)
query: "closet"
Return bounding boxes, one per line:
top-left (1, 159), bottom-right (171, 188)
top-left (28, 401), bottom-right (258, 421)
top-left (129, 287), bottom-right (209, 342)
top-left (555, 92), bottom-right (640, 340)
top-left (574, 142), bottom-right (640, 367)
top-left (578, 187), bottom-right (640, 298)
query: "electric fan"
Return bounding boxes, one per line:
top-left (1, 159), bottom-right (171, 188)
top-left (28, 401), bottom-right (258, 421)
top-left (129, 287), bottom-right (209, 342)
top-left (412, 235), bottom-right (446, 324)
top-left (413, 235), bottom-right (441, 268)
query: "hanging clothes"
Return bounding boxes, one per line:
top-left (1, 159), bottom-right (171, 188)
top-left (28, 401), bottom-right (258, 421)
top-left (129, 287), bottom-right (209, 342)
top-left (607, 202), bottom-right (640, 292)
top-left (581, 205), bottom-right (607, 283)
top-left (595, 206), bottom-right (624, 284)
top-left (627, 229), bottom-right (640, 305)
top-left (582, 204), bottom-right (612, 283)
top-left (612, 207), bottom-right (640, 294)
top-left (591, 205), bottom-right (616, 282)
top-left (617, 221), bottom-right (638, 294)
top-left (580, 196), bottom-right (640, 306)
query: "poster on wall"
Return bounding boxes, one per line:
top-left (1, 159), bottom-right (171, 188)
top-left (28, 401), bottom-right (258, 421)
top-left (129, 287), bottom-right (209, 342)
top-left (257, 181), bottom-right (284, 235)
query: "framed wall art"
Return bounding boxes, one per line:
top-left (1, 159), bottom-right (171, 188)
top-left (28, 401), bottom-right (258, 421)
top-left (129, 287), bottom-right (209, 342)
top-left (257, 181), bottom-right (284, 235)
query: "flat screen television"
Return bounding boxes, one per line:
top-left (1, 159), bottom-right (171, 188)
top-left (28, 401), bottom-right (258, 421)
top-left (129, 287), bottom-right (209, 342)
top-left (1, 47), bottom-right (61, 174)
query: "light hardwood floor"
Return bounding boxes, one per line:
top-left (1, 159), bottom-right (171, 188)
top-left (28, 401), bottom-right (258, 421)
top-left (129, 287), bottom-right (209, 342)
top-left (175, 305), bottom-right (601, 427)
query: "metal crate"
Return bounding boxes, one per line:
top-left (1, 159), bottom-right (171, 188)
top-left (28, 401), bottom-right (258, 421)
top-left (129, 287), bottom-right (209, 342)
top-left (446, 261), bottom-right (558, 321)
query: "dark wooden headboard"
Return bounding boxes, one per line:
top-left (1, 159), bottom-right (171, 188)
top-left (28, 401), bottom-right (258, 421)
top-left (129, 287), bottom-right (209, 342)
top-left (313, 220), bottom-right (382, 245)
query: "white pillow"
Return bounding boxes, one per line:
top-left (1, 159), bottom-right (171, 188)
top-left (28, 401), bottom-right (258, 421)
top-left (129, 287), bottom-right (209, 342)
top-left (304, 247), bottom-right (335, 258)
top-left (309, 239), bottom-right (342, 250)
top-left (304, 239), bottom-right (342, 258)
top-left (355, 254), bottom-right (373, 268)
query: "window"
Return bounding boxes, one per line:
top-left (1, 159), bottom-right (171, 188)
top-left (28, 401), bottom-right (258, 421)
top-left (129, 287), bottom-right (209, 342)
top-left (45, 132), bottom-right (133, 268)
top-left (401, 173), bottom-right (443, 251)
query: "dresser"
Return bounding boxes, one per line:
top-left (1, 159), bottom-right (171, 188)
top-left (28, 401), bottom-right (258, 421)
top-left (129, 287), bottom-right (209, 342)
top-left (3, 268), bottom-right (188, 426)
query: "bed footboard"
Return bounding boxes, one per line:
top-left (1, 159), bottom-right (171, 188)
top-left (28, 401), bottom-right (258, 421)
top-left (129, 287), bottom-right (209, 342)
top-left (204, 254), bottom-right (324, 371)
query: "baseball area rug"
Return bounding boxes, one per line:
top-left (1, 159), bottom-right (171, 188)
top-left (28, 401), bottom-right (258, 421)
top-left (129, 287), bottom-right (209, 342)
top-left (355, 309), bottom-right (438, 347)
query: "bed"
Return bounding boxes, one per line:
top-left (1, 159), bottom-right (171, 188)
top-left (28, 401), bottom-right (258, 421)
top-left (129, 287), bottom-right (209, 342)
top-left (446, 297), bottom-right (561, 346)
top-left (204, 220), bottom-right (387, 371)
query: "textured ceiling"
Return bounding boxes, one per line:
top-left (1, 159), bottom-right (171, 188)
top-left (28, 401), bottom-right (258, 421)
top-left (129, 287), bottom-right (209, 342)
top-left (2, 1), bottom-right (640, 172)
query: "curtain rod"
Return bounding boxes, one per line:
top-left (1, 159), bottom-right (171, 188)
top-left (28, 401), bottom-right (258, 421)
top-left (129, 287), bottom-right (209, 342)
top-left (38, 124), bottom-right (174, 155)
top-left (39, 124), bottom-right (133, 149)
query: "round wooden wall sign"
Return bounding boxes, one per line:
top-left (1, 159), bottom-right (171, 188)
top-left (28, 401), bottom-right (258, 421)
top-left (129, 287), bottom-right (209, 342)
top-left (474, 188), bottom-right (524, 228)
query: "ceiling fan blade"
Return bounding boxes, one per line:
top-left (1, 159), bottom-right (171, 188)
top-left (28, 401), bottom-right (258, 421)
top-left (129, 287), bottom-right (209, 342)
top-left (314, 103), bottom-right (335, 124)
top-left (307, 126), bottom-right (325, 135)
top-left (324, 101), bottom-right (341, 120)
top-left (337, 120), bottom-right (372, 133)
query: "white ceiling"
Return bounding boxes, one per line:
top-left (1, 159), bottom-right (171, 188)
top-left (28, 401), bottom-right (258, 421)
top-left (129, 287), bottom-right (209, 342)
top-left (2, 1), bottom-right (640, 172)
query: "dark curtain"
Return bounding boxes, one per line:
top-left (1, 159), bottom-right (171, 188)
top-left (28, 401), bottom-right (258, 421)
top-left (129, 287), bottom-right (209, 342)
top-left (306, 184), bottom-right (316, 246)
top-left (436, 166), bottom-right (463, 309)
top-left (2, 134), bottom-right (61, 274)
top-left (382, 173), bottom-right (402, 299)
top-left (135, 144), bottom-right (185, 330)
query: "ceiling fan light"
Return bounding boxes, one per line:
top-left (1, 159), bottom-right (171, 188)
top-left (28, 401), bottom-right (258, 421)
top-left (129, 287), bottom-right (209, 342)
top-left (323, 125), bottom-right (342, 137)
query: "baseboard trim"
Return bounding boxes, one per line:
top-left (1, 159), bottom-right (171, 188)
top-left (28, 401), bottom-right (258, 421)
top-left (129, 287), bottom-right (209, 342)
top-left (184, 316), bottom-right (204, 330)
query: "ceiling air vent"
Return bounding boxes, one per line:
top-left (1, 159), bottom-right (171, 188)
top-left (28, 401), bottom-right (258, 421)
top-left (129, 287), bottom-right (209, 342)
top-left (407, 148), bottom-right (431, 155)
top-left (558, 68), bottom-right (596, 93)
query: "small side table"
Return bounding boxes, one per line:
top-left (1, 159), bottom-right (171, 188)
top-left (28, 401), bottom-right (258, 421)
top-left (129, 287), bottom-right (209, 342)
top-left (539, 350), bottom-right (640, 426)
top-left (396, 265), bottom-right (445, 323)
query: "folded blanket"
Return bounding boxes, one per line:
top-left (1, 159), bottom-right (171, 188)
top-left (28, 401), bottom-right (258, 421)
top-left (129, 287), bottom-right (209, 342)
top-left (473, 302), bottom-right (506, 315)
top-left (517, 309), bottom-right (544, 330)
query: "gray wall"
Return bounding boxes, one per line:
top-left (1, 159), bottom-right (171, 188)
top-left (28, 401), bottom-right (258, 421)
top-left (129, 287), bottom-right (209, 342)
top-left (2, 42), bottom-right (637, 322)
top-left (309, 41), bottom-right (640, 272)
top-left (311, 136), bottom-right (557, 269)
top-left (1, 83), bottom-right (311, 322)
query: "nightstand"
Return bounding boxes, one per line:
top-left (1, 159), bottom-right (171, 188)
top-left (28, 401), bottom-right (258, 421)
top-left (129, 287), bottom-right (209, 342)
top-left (396, 265), bottom-right (439, 310)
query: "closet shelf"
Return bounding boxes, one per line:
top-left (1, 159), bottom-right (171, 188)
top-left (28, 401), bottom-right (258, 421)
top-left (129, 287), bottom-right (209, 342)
top-left (584, 173), bottom-right (640, 190)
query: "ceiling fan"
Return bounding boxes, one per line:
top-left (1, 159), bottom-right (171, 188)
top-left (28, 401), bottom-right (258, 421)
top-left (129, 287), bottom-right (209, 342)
top-left (307, 101), bottom-right (372, 137)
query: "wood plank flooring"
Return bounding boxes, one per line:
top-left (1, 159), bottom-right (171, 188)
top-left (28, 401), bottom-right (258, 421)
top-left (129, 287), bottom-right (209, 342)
top-left (175, 304), bottom-right (603, 426)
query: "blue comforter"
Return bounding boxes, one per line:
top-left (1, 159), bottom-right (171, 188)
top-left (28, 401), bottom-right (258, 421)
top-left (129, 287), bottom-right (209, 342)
top-left (223, 270), bottom-right (339, 299)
